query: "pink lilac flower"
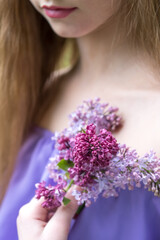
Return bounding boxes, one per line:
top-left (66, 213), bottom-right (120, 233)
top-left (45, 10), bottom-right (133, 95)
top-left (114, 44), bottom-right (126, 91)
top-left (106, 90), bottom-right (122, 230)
top-left (35, 181), bottom-right (67, 209)
top-left (57, 136), bottom-right (72, 161)
top-left (68, 124), bottom-right (119, 186)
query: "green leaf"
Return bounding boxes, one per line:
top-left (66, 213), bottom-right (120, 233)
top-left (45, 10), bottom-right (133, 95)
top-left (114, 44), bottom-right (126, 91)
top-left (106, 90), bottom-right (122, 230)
top-left (57, 159), bottom-right (74, 171)
top-left (63, 197), bottom-right (71, 206)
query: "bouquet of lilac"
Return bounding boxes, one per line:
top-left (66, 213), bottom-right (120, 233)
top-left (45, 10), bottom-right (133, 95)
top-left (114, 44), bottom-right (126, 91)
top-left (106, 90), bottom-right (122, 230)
top-left (35, 98), bottom-right (160, 211)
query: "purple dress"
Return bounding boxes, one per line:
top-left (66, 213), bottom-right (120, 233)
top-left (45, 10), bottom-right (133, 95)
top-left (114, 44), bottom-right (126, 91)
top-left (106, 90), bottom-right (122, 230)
top-left (0, 126), bottom-right (160, 240)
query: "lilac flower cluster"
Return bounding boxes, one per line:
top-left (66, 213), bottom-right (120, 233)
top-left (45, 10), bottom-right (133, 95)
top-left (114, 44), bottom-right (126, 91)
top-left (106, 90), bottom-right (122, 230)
top-left (68, 124), bottom-right (119, 186)
top-left (68, 97), bottom-right (122, 134)
top-left (35, 181), bottom-right (66, 209)
top-left (47, 98), bottom-right (122, 184)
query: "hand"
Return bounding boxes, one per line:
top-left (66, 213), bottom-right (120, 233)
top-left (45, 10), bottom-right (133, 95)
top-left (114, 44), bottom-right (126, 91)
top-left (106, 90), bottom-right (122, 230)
top-left (16, 187), bottom-right (79, 240)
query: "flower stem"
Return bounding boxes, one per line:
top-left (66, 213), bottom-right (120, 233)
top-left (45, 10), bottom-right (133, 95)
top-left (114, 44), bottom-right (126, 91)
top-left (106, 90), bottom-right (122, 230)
top-left (73, 202), bottom-right (85, 219)
top-left (65, 179), bottom-right (74, 192)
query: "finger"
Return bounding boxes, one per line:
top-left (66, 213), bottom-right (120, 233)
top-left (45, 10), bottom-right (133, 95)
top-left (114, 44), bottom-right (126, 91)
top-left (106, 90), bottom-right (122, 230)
top-left (47, 211), bottom-right (55, 221)
top-left (17, 197), bottom-right (48, 240)
top-left (18, 197), bottom-right (48, 222)
top-left (43, 185), bottom-right (80, 240)
top-left (54, 186), bottom-right (80, 222)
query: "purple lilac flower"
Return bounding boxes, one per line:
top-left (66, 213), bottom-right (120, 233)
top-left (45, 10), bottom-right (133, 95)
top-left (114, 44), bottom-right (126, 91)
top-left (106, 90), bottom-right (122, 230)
top-left (68, 98), bottom-right (122, 134)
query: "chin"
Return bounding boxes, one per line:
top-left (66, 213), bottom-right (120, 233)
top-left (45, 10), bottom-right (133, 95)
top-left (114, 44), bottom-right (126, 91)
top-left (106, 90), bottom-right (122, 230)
top-left (48, 22), bottom-right (94, 38)
top-left (53, 30), bottom-right (80, 38)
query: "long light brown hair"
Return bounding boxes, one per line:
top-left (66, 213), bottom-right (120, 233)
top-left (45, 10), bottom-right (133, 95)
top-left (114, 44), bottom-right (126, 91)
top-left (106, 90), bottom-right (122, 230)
top-left (0, 0), bottom-right (160, 203)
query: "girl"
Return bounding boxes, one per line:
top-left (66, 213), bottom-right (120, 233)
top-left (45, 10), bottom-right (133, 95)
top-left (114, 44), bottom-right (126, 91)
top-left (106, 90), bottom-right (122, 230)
top-left (1, 0), bottom-right (160, 239)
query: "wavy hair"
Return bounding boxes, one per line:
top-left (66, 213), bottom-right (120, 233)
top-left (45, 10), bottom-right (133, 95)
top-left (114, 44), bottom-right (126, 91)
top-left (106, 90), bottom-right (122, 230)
top-left (0, 0), bottom-right (160, 203)
top-left (0, 0), bottom-right (77, 202)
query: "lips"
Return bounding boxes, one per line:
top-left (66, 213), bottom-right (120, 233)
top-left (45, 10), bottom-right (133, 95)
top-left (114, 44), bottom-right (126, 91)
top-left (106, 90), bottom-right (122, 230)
top-left (42, 5), bottom-right (77, 18)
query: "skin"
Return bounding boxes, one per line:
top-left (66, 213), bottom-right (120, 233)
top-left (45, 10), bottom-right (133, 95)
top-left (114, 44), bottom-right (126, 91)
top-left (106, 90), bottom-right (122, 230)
top-left (18, 0), bottom-right (160, 239)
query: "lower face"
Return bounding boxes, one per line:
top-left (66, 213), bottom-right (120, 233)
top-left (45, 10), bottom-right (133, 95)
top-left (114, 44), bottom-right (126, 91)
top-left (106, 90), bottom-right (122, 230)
top-left (29, 0), bottom-right (119, 38)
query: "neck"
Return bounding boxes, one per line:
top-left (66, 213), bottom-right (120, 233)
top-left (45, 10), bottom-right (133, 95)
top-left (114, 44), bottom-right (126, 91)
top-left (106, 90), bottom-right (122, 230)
top-left (75, 18), bottom-right (133, 78)
top-left (74, 19), bottom-right (160, 90)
